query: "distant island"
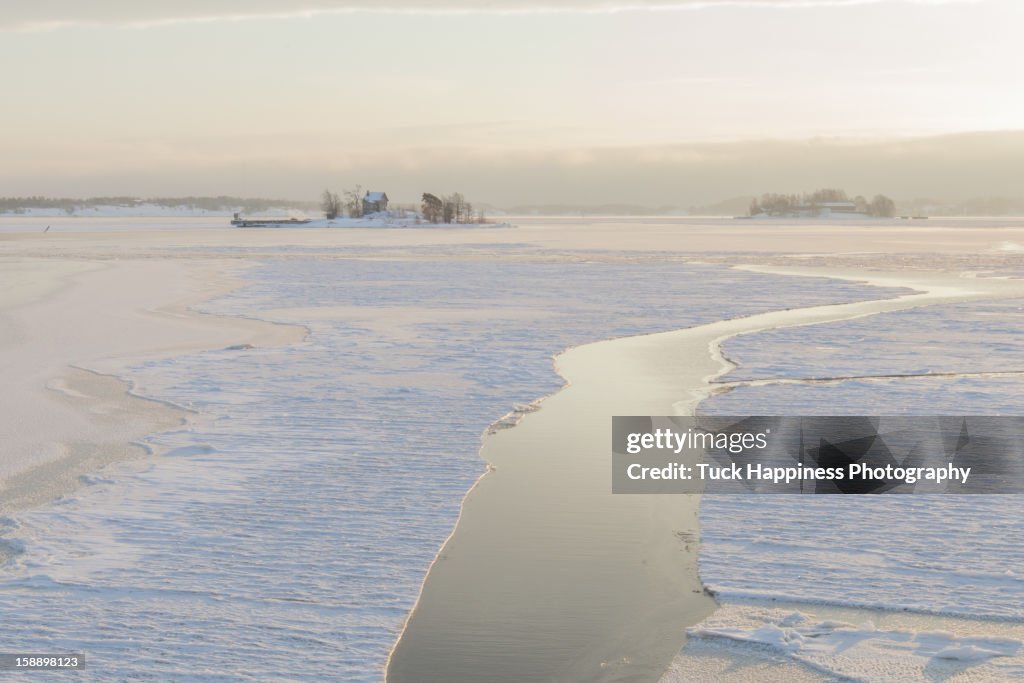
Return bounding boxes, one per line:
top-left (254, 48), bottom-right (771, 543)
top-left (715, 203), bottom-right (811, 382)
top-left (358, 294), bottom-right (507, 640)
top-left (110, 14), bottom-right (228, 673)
top-left (4, 190), bottom-right (1024, 219)
top-left (0, 188), bottom-right (492, 227)
top-left (745, 188), bottom-right (895, 218)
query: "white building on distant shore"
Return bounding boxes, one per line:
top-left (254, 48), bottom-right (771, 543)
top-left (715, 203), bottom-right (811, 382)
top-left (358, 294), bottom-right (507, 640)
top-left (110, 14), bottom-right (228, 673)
top-left (816, 201), bottom-right (859, 215)
top-left (362, 191), bottom-right (389, 214)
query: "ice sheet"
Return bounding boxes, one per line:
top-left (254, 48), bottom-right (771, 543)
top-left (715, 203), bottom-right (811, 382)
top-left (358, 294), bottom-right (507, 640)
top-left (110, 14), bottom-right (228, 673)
top-left (0, 259), bottom-right (894, 681)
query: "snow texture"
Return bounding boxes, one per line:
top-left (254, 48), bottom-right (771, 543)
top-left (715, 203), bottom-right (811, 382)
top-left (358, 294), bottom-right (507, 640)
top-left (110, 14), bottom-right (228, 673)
top-left (697, 298), bottom-right (1024, 679)
top-left (690, 606), bottom-right (1023, 682)
top-left (0, 259), bottom-right (892, 681)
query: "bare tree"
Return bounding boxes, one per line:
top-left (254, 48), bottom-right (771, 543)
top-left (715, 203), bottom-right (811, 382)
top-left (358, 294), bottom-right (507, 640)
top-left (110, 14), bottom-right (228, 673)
top-left (422, 191), bottom-right (481, 224)
top-left (441, 195), bottom-right (456, 224)
top-left (444, 192), bottom-right (465, 224)
top-left (320, 189), bottom-right (342, 219)
top-left (344, 185), bottom-right (364, 218)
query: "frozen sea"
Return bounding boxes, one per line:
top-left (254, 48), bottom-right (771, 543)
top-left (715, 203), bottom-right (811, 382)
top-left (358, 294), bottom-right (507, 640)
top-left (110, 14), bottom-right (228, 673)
top-left (0, 257), bottom-right (896, 681)
top-left (692, 299), bottom-right (1024, 681)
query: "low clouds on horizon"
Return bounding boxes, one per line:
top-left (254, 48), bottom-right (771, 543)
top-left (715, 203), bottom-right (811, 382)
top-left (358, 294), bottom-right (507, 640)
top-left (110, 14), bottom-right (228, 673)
top-left (6, 0), bottom-right (975, 30)
top-left (5, 131), bottom-right (1023, 207)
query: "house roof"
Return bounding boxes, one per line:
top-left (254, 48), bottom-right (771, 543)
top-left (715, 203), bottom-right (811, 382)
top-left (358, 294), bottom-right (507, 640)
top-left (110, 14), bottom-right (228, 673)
top-left (365, 191), bottom-right (387, 201)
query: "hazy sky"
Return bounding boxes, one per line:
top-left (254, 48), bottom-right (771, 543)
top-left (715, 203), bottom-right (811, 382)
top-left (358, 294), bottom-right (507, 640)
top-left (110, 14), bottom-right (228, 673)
top-left (2, 0), bottom-right (1022, 205)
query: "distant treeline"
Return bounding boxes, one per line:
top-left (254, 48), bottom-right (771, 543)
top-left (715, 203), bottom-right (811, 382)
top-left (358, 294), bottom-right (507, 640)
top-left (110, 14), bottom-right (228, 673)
top-left (7, 194), bottom-right (1024, 218)
top-left (908, 196), bottom-right (1024, 216)
top-left (0, 196), bottom-right (317, 213)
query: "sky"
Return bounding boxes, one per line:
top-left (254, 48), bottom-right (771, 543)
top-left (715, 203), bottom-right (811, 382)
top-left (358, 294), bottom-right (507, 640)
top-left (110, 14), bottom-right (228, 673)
top-left (2, 0), bottom-right (1022, 206)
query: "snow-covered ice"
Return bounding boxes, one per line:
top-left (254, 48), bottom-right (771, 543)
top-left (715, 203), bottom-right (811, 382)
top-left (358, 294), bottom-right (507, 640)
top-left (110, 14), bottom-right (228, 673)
top-left (688, 605), bottom-right (1024, 682)
top-left (719, 298), bottom-right (1024, 383)
top-left (689, 298), bottom-right (1024, 680)
top-left (0, 258), bottom-right (892, 681)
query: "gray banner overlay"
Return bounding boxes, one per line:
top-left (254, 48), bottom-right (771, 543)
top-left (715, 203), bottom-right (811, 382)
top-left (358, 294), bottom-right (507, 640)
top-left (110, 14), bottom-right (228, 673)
top-left (0, 654), bottom-right (85, 670)
top-left (612, 416), bottom-right (1024, 494)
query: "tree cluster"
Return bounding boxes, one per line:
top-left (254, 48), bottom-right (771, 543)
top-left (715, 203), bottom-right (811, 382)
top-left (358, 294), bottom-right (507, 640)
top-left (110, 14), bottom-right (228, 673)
top-left (318, 185), bottom-right (368, 218)
top-left (749, 193), bottom-right (802, 216)
top-left (421, 192), bottom-right (482, 224)
top-left (866, 195), bottom-right (896, 218)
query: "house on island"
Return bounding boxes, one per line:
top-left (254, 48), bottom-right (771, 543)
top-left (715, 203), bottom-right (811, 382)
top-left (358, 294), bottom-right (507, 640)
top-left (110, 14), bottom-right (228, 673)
top-left (362, 191), bottom-right (389, 214)
top-left (815, 201), bottom-right (859, 215)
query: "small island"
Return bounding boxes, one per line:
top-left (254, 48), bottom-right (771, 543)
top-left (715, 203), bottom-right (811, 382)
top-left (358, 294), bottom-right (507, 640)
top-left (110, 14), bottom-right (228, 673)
top-left (744, 188), bottom-right (897, 219)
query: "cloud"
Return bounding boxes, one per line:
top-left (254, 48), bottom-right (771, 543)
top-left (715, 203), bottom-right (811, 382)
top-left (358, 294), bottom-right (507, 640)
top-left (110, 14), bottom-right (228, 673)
top-left (4, 0), bottom-right (977, 32)
top-left (3, 130), bottom-right (1022, 206)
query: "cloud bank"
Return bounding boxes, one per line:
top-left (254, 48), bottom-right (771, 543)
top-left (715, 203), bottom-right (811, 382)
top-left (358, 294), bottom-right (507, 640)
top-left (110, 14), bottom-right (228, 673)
top-left (4, 131), bottom-right (1021, 207)
top-left (6, 0), bottom-right (975, 31)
